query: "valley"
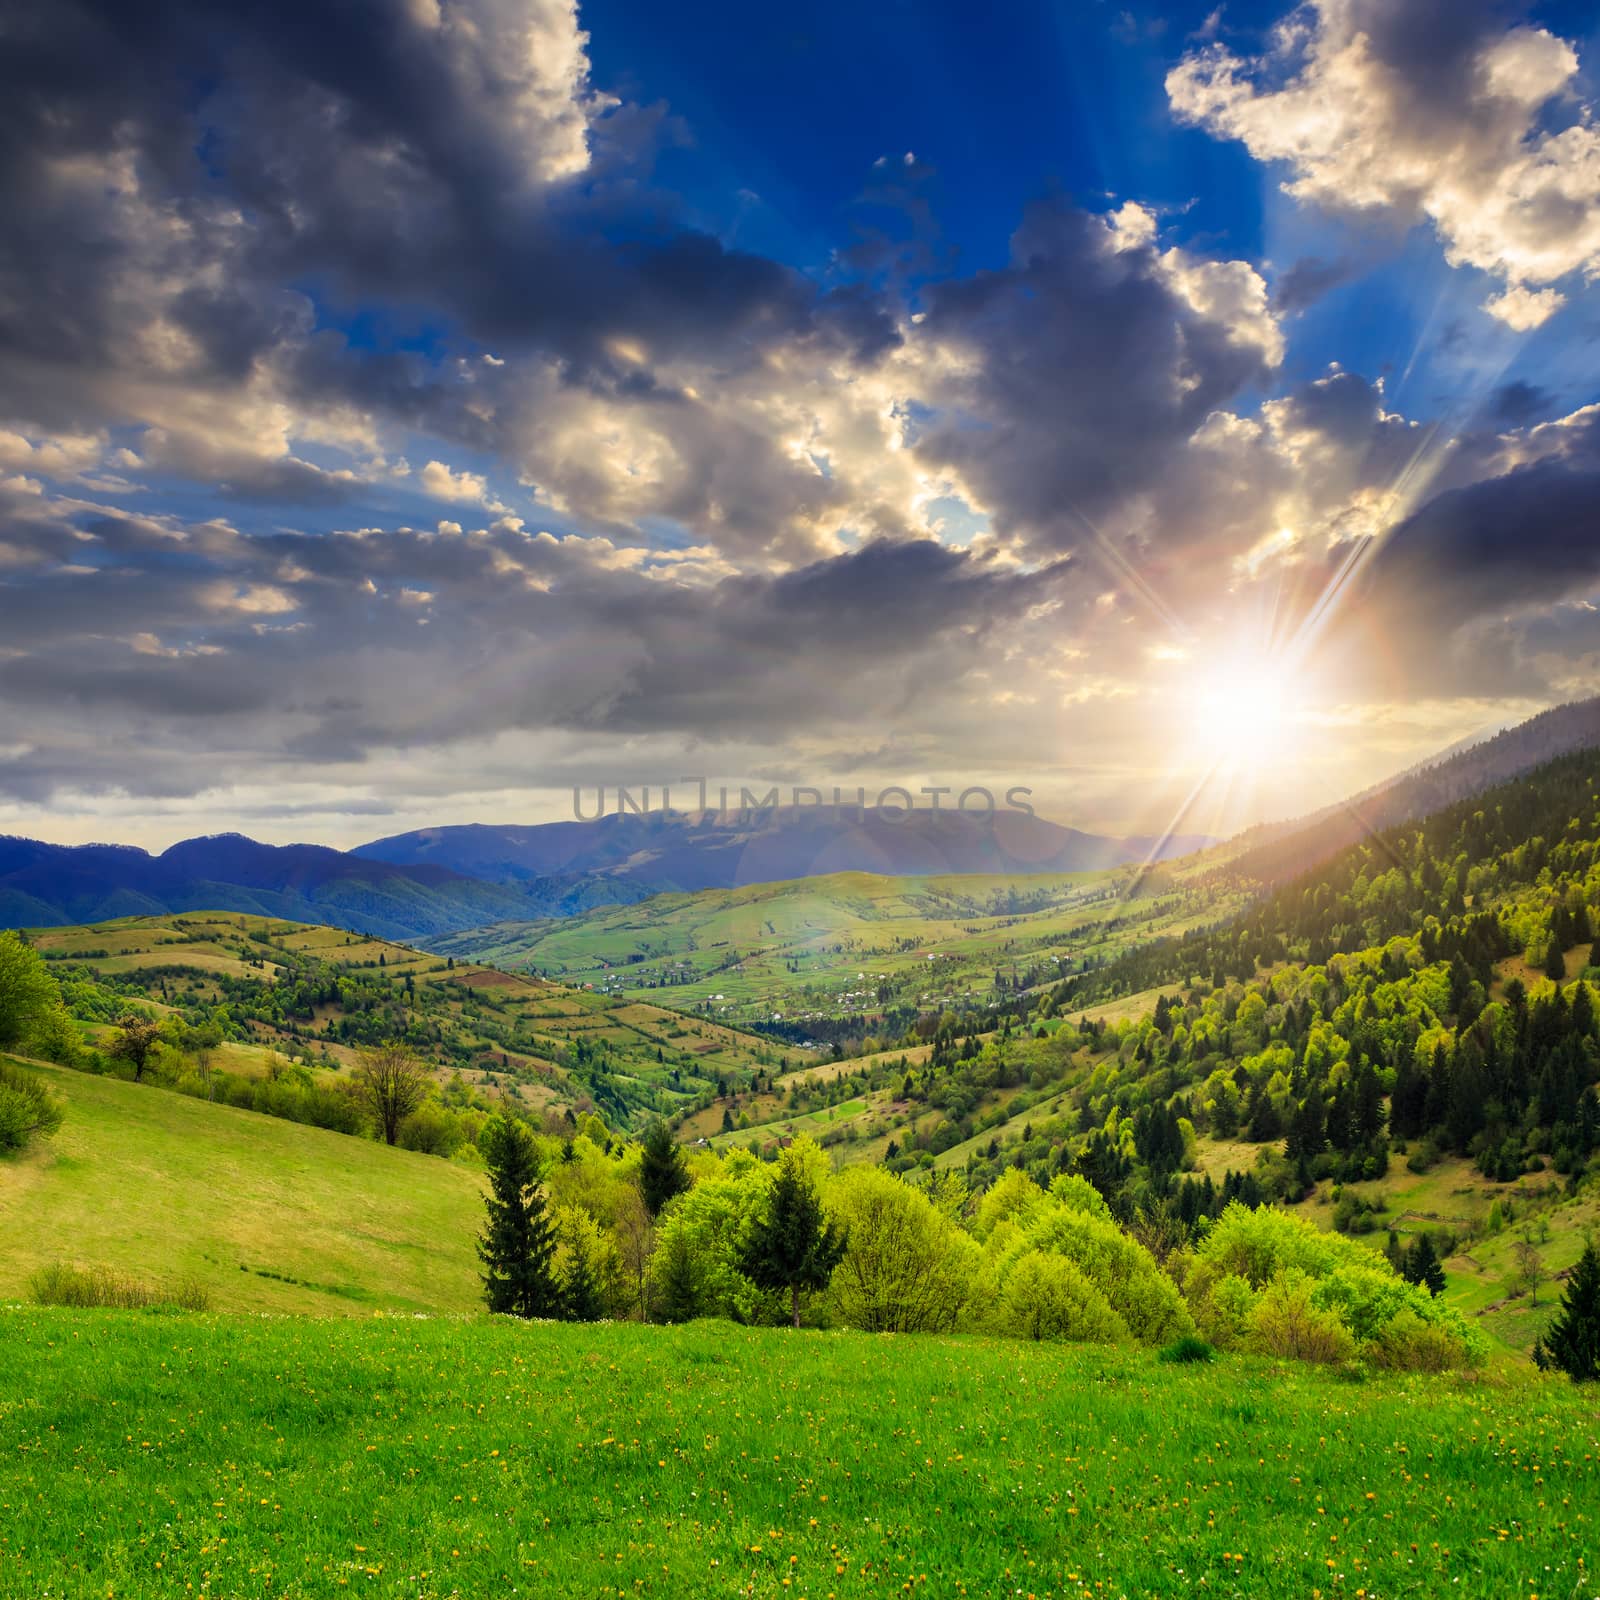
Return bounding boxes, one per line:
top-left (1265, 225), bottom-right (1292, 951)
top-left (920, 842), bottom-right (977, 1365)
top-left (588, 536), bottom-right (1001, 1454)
top-left (430, 859), bottom-right (1244, 1034)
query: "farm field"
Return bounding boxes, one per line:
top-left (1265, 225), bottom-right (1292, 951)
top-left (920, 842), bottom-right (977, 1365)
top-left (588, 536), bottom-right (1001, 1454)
top-left (2, 1311), bottom-right (1594, 1600)
top-left (30, 911), bottom-right (784, 1125)
top-left (433, 864), bottom-right (1243, 1029)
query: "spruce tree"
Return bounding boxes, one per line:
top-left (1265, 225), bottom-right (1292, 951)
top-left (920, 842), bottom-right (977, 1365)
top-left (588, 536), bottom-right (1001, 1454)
top-left (1404, 1233), bottom-right (1447, 1297)
top-left (562, 1231), bottom-right (606, 1323)
top-left (655, 1230), bottom-right (703, 1323)
top-left (639, 1118), bottom-right (691, 1216)
top-left (478, 1115), bottom-right (562, 1319)
top-left (739, 1152), bottom-right (846, 1328)
top-left (1533, 1238), bottom-right (1600, 1382)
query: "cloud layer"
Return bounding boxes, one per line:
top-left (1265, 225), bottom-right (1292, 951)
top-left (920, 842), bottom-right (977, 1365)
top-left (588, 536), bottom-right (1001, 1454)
top-left (0, 0), bottom-right (1597, 846)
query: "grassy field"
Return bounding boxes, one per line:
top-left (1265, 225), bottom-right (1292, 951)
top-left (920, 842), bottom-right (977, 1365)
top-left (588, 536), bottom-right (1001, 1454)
top-left (433, 866), bottom-right (1241, 1029)
top-left (0, 1057), bottom-right (485, 1314)
top-left (1, 1311), bottom-right (1593, 1600)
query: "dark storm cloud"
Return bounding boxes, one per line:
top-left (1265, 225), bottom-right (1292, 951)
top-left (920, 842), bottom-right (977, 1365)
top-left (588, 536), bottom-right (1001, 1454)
top-left (0, 476), bottom-right (1078, 800)
top-left (0, 0), bottom-right (892, 435)
top-left (910, 199), bottom-right (1280, 551)
top-left (1366, 446), bottom-right (1600, 622)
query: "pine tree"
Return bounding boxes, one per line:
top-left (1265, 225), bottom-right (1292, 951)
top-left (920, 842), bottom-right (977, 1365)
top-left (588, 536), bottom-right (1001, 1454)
top-left (639, 1118), bottom-right (691, 1216)
top-left (740, 1151), bottom-right (847, 1328)
top-left (656, 1229), bottom-right (704, 1324)
top-left (1245, 1082), bottom-right (1281, 1142)
top-left (478, 1115), bottom-right (562, 1319)
top-left (1533, 1238), bottom-right (1600, 1382)
top-left (562, 1231), bottom-right (606, 1323)
top-left (1545, 939), bottom-right (1567, 983)
top-left (1404, 1233), bottom-right (1447, 1297)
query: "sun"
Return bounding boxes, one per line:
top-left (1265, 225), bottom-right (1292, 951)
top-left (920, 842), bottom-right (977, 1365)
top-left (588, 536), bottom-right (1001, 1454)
top-left (1196, 654), bottom-right (1295, 732)
top-left (1176, 646), bottom-right (1317, 797)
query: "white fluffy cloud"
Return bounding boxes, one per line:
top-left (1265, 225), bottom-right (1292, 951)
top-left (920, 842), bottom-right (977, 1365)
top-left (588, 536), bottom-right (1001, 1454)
top-left (1168, 0), bottom-right (1600, 326)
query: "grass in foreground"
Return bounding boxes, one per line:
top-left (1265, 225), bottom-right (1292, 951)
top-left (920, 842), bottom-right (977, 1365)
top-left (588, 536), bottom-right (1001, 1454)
top-left (2, 1312), bottom-right (1594, 1599)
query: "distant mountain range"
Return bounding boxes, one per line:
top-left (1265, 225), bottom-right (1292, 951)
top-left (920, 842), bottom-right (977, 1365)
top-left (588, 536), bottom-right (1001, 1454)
top-left (0, 834), bottom-right (594, 942)
top-left (0, 810), bottom-right (1210, 942)
top-left (354, 807), bottom-right (1214, 891)
top-left (9, 696), bottom-right (1600, 943)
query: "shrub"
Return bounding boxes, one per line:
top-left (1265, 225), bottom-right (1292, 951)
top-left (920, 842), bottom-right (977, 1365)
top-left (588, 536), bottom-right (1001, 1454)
top-left (1191, 1271), bottom-right (1257, 1349)
top-left (29, 1261), bottom-right (210, 1312)
top-left (992, 1251), bottom-right (1128, 1344)
top-left (1246, 1270), bottom-right (1355, 1364)
top-left (1158, 1335), bottom-right (1217, 1364)
top-left (0, 1057), bottom-right (64, 1153)
top-left (989, 1188), bottom-right (1197, 1345)
top-left (827, 1167), bottom-right (981, 1334)
top-left (398, 1103), bottom-right (466, 1157)
top-left (1364, 1309), bottom-right (1474, 1373)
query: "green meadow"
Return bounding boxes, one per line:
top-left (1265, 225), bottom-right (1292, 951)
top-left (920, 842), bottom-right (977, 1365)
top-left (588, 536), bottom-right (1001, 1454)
top-left (0, 1057), bottom-right (485, 1315)
top-left (1, 1312), bottom-right (1594, 1600)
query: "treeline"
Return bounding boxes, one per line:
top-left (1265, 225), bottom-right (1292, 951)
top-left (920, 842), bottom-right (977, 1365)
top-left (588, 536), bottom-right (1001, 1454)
top-left (474, 1122), bottom-right (1484, 1372)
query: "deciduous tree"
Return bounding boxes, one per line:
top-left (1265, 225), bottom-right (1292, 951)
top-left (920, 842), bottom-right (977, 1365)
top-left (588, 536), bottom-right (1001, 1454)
top-left (109, 1014), bottom-right (166, 1082)
top-left (353, 1042), bottom-right (429, 1145)
top-left (0, 932), bottom-right (63, 1053)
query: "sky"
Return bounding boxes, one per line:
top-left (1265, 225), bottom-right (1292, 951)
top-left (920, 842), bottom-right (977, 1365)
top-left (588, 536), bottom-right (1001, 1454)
top-left (2, 0), bottom-right (1600, 851)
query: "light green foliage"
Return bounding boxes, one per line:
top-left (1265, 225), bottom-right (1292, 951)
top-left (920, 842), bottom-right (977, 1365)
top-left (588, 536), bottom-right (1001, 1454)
top-left (974, 1171), bottom-right (1194, 1345)
top-left (1016, 1203), bottom-right (1196, 1344)
top-left (0, 931), bottom-right (65, 1053)
top-left (992, 1250), bottom-right (1128, 1343)
top-left (1191, 1271), bottom-right (1257, 1349)
top-left (649, 1152), bottom-right (775, 1323)
top-left (1186, 1204), bottom-right (1482, 1368)
top-left (0, 1056), bottom-right (64, 1153)
top-left (1189, 1202), bottom-right (1373, 1292)
top-left (826, 1166), bottom-right (980, 1333)
top-left (971, 1168), bottom-right (1050, 1240)
top-left (1047, 1171), bottom-right (1111, 1219)
top-left (1246, 1270), bottom-right (1356, 1364)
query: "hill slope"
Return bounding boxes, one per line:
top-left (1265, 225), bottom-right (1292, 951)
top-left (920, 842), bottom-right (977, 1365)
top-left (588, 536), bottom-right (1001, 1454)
top-left (434, 862), bottom-right (1241, 1035)
top-left (33, 911), bottom-right (783, 1126)
top-left (1234, 694), bottom-right (1600, 884)
top-left (0, 1056), bottom-right (485, 1313)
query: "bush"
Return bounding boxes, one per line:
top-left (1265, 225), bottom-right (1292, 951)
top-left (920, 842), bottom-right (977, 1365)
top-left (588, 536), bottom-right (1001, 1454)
top-left (1364, 1309), bottom-right (1474, 1373)
top-left (29, 1261), bottom-right (210, 1312)
top-left (1190, 1271), bottom-right (1257, 1349)
top-left (398, 1103), bottom-right (467, 1157)
top-left (1158, 1335), bottom-right (1217, 1364)
top-left (827, 1167), bottom-right (980, 1334)
top-left (1406, 1141), bottom-right (1438, 1175)
top-left (992, 1251), bottom-right (1128, 1344)
top-left (1246, 1270), bottom-right (1355, 1364)
top-left (0, 1057), bottom-right (64, 1153)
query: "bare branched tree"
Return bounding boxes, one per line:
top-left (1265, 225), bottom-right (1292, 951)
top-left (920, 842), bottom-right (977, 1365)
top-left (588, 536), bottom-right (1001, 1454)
top-left (353, 1042), bottom-right (430, 1145)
